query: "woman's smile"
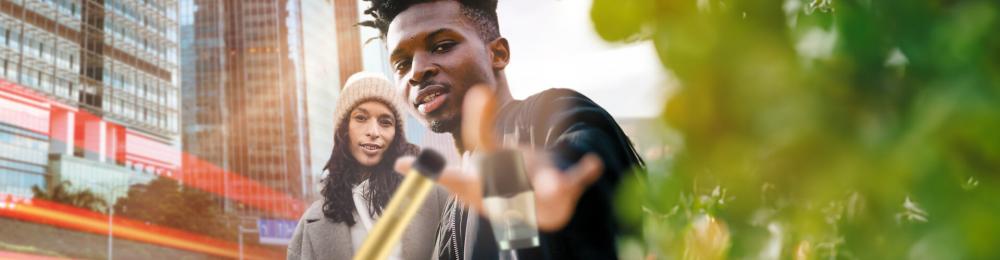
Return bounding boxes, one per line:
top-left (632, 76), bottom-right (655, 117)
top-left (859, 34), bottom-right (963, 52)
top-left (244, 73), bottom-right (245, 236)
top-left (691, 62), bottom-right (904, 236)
top-left (360, 143), bottom-right (384, 155)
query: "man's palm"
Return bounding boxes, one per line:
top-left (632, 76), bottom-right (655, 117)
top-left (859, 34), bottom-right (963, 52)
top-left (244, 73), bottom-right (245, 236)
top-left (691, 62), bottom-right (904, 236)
top-left (394, 86), bottom-right (604, 231)
top-left (394, 152), bottom-right (601, 231)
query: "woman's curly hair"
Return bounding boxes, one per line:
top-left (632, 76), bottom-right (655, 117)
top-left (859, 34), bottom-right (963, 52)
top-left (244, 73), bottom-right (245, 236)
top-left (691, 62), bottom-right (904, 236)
top-left (320, 100), bottom-right (419, 226)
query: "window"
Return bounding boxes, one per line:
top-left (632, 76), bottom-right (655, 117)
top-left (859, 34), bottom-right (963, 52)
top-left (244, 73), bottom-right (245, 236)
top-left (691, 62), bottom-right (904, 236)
top-left (0, 22), bottom-right (7, 44)
top-left (8, 29), bottom-right (19, 49)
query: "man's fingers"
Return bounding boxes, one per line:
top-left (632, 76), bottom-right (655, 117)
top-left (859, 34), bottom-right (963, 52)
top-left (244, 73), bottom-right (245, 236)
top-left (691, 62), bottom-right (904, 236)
top-left (398, 155), bottom-right (485, 211)
top-left (534, 153), bottom-right (604, 194)
top-left (400, 150), bottom-right (604, 232)
top-left (435, 166), bottom-right (485, 211)
top-left (531, 153), bottom-right (604, 231)
top-left (435, 166), bottom-right (472, 193)
top-left (397, 156), bottom-right (475, 197)
top-left (566, 154), bottom-right (604, 188)
top-left (394, 156), bottom-right (416, 175)
top-left (461, 85), bottom-right (499, 152)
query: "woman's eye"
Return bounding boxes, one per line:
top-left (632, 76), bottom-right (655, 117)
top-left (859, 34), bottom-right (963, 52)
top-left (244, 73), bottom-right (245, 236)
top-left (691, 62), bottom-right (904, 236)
top-left (354, 115), bottom-right (367, 122)
top-left (379, 118), bottom-right (393, 126)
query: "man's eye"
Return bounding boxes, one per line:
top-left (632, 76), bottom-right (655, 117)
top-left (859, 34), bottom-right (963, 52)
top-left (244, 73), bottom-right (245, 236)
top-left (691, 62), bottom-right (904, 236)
top-left (394, 59), bottom-right (410, 72)
top-left (432, 41), bottom-right (455, 53)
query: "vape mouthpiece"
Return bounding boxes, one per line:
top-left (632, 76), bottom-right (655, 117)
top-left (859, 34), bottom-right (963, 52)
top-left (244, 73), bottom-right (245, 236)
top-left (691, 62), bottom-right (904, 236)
top-left (352, 148), bottom-right (448, 260)
top-left (413, 149), bottom-right (446, 179)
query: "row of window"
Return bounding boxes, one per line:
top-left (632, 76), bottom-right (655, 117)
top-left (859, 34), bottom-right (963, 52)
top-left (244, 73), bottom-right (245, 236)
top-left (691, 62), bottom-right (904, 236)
top-left (124, 160), bottom-right (174, 176)
top-left (0, 157), bottom-right (46, 174)
top-left (20, 0), bottom-right (178, 67)
top-left (0, 153), bottom-right (174, 201)
top-left (1, 14), bottom-right (171, 77)
top-left (0, 18), bottom-right (81, 72)
top-left (103, 61), bottom-right (177, 106)
top-left (47, 0), bottom-right (82, 17)
top-left (143, 0), bottom-right (172, 13)
top-left (1, 55), bottom-right (81, 101)
top-left (0, 62), bottom-right (178, 134)
top-left (27, 0), bottom-right (84, 29)
top-left (0, 126), bottom-right (49, 168)
top-left (0, 123), bottom-right (47, 140)
top-left (5, 36), bottom-right (80, 74)
top-left (39, 0), bottom-right (83, 22)
top-left (105, 0), bottom-right (174, 37)
top-left (106, 95), bottom-right (177, 131)
top-left (0, 168), bottom-right (45, 198)
top-left (104, 12), bottom-right (175, 64)
top-left (0, 55), bottom-right (178, 134)
top-left (0, 10), bottom-right (178, 133)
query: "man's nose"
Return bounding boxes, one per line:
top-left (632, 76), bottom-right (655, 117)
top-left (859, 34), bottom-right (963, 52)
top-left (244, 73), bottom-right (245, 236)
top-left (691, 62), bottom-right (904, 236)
top-left (408, 54), bottom-right (438, 87)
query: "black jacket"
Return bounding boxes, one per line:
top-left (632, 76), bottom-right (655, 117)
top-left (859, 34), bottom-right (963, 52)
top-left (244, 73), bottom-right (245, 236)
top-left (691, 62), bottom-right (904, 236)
top-left (435, 89), bottom-right (644, 260)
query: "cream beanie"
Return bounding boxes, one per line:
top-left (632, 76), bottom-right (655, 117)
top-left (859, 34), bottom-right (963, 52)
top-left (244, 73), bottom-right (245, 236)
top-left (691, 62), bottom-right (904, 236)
top-left (334, 72), bottom-right (406, 132)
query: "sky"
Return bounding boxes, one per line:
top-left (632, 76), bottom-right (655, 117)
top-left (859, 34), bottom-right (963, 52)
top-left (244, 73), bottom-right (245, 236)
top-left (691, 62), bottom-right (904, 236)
top-left (496, 0), bottom-right (673, 119)
top-left (357, 0), bottom-right (674, 119)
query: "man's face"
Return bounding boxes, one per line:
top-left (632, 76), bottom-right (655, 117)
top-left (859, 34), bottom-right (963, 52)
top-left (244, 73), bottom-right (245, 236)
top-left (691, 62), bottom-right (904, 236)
top-left (386, 1), bottom-right (497, 134)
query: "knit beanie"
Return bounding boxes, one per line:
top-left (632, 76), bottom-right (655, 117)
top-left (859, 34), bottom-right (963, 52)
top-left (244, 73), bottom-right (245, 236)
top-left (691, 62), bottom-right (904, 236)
top-left (334, 72), bottom-right (405, 132)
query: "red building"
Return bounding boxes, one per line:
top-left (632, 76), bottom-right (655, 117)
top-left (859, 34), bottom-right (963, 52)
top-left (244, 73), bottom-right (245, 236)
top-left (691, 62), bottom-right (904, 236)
top-left (1, 79), bottom-right (179, 204)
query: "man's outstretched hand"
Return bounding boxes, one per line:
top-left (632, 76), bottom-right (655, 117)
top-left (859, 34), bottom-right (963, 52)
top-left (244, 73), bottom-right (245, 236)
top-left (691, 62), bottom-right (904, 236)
top-left (394, 152), bottom-right (602, 231)
top-left (394, 86), bottom-right (604, 231)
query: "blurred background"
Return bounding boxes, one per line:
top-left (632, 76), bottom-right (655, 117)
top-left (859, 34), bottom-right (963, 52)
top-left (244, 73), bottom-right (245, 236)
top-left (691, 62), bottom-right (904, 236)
top-left (0, 0), bottom-right (996, 259)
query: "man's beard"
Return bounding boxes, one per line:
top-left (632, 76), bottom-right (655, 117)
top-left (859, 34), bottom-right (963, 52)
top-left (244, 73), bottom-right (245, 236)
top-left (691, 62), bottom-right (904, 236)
top-left (428, 115), bottom-right (460, 134)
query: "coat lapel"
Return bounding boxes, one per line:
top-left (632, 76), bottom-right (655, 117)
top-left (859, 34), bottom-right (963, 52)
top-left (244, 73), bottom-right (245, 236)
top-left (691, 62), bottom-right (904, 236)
top-left (299, 187), bottom-right (449, 260)
top-left (304, 211), bottom-right (353, 259)
top-left (401, 204), bottom-right (428, 258)
top-left (401, 187), bottom-right (448, 260)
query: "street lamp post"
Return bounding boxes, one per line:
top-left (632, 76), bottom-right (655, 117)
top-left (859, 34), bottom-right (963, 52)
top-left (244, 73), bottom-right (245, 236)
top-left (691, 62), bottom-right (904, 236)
top-left (102, 184), bottom-right (130, 260)
top-left (238, 224), bottom-right (259, 260)
top-left (108, 204), bottom-right (114, 260)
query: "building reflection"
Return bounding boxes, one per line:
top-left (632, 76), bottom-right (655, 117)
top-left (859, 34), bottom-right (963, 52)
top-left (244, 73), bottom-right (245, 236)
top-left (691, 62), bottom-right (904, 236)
top-left (0, 0), bottom-right (429, 257)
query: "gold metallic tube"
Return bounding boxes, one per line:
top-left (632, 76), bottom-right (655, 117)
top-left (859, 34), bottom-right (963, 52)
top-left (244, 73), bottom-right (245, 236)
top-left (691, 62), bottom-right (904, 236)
top-left (354, 150), bottom-right (444, 260)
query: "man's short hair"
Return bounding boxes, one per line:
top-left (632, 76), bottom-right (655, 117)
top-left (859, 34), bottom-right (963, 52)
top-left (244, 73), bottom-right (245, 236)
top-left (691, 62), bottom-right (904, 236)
top-left (361, 0), bottom-right (501, 42)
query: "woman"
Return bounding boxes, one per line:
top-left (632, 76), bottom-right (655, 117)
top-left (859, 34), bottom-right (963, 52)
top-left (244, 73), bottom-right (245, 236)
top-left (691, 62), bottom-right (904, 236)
top-left (288, 72), bottom-right (449, 260)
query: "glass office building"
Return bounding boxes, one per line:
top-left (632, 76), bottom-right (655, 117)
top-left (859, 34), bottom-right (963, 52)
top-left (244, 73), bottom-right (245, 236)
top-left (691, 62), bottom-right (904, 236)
top-left (0, 0), bottom-right (180, 199)
top-left (180, 0), bottom-right (341, 220)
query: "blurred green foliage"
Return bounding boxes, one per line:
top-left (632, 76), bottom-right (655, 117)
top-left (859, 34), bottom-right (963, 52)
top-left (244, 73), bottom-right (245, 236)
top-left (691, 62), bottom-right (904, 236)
top-left (114, 177), bottom-right (239, 241)
top-left (592, 0), bottom-right (1000, 259)
top-left (31, 181), bottom-right (108, 213)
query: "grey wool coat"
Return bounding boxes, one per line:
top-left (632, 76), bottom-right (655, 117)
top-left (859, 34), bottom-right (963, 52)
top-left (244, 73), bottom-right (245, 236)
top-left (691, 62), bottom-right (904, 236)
top-left (287, 186), bottom-right (450, 260)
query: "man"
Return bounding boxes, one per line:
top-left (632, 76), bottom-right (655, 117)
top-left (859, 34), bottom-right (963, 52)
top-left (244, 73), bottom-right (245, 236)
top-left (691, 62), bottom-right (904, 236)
top-left (363, 0), bottom-right (644, 259)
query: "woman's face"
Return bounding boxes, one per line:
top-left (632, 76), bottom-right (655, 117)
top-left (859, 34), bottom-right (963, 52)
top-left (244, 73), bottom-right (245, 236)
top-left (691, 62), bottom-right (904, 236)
top-left (348, 101), bottom-right (397, 166)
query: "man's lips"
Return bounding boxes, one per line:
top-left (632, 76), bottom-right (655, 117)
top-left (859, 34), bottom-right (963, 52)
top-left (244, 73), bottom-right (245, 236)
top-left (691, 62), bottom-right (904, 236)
top-left (413, 84), bottom-right (449, 115)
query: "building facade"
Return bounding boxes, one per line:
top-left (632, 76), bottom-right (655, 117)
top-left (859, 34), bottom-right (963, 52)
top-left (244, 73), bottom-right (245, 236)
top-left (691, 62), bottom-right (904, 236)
top-left (300, 0), bottom-right (339, 199)
top-left (0, 0), bottom-right (180, 202)
top-left (180, 0), bottom-right (337, 220)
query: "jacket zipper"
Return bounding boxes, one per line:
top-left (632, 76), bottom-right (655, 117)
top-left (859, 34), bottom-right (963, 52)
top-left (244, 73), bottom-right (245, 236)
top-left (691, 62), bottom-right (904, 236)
top-left (452, 202), bottom-right (460, 260)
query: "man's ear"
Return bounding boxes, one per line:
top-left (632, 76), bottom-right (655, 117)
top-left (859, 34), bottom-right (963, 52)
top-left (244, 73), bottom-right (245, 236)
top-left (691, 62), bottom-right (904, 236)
top-left (488, 37), bottom-right (510, 70)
